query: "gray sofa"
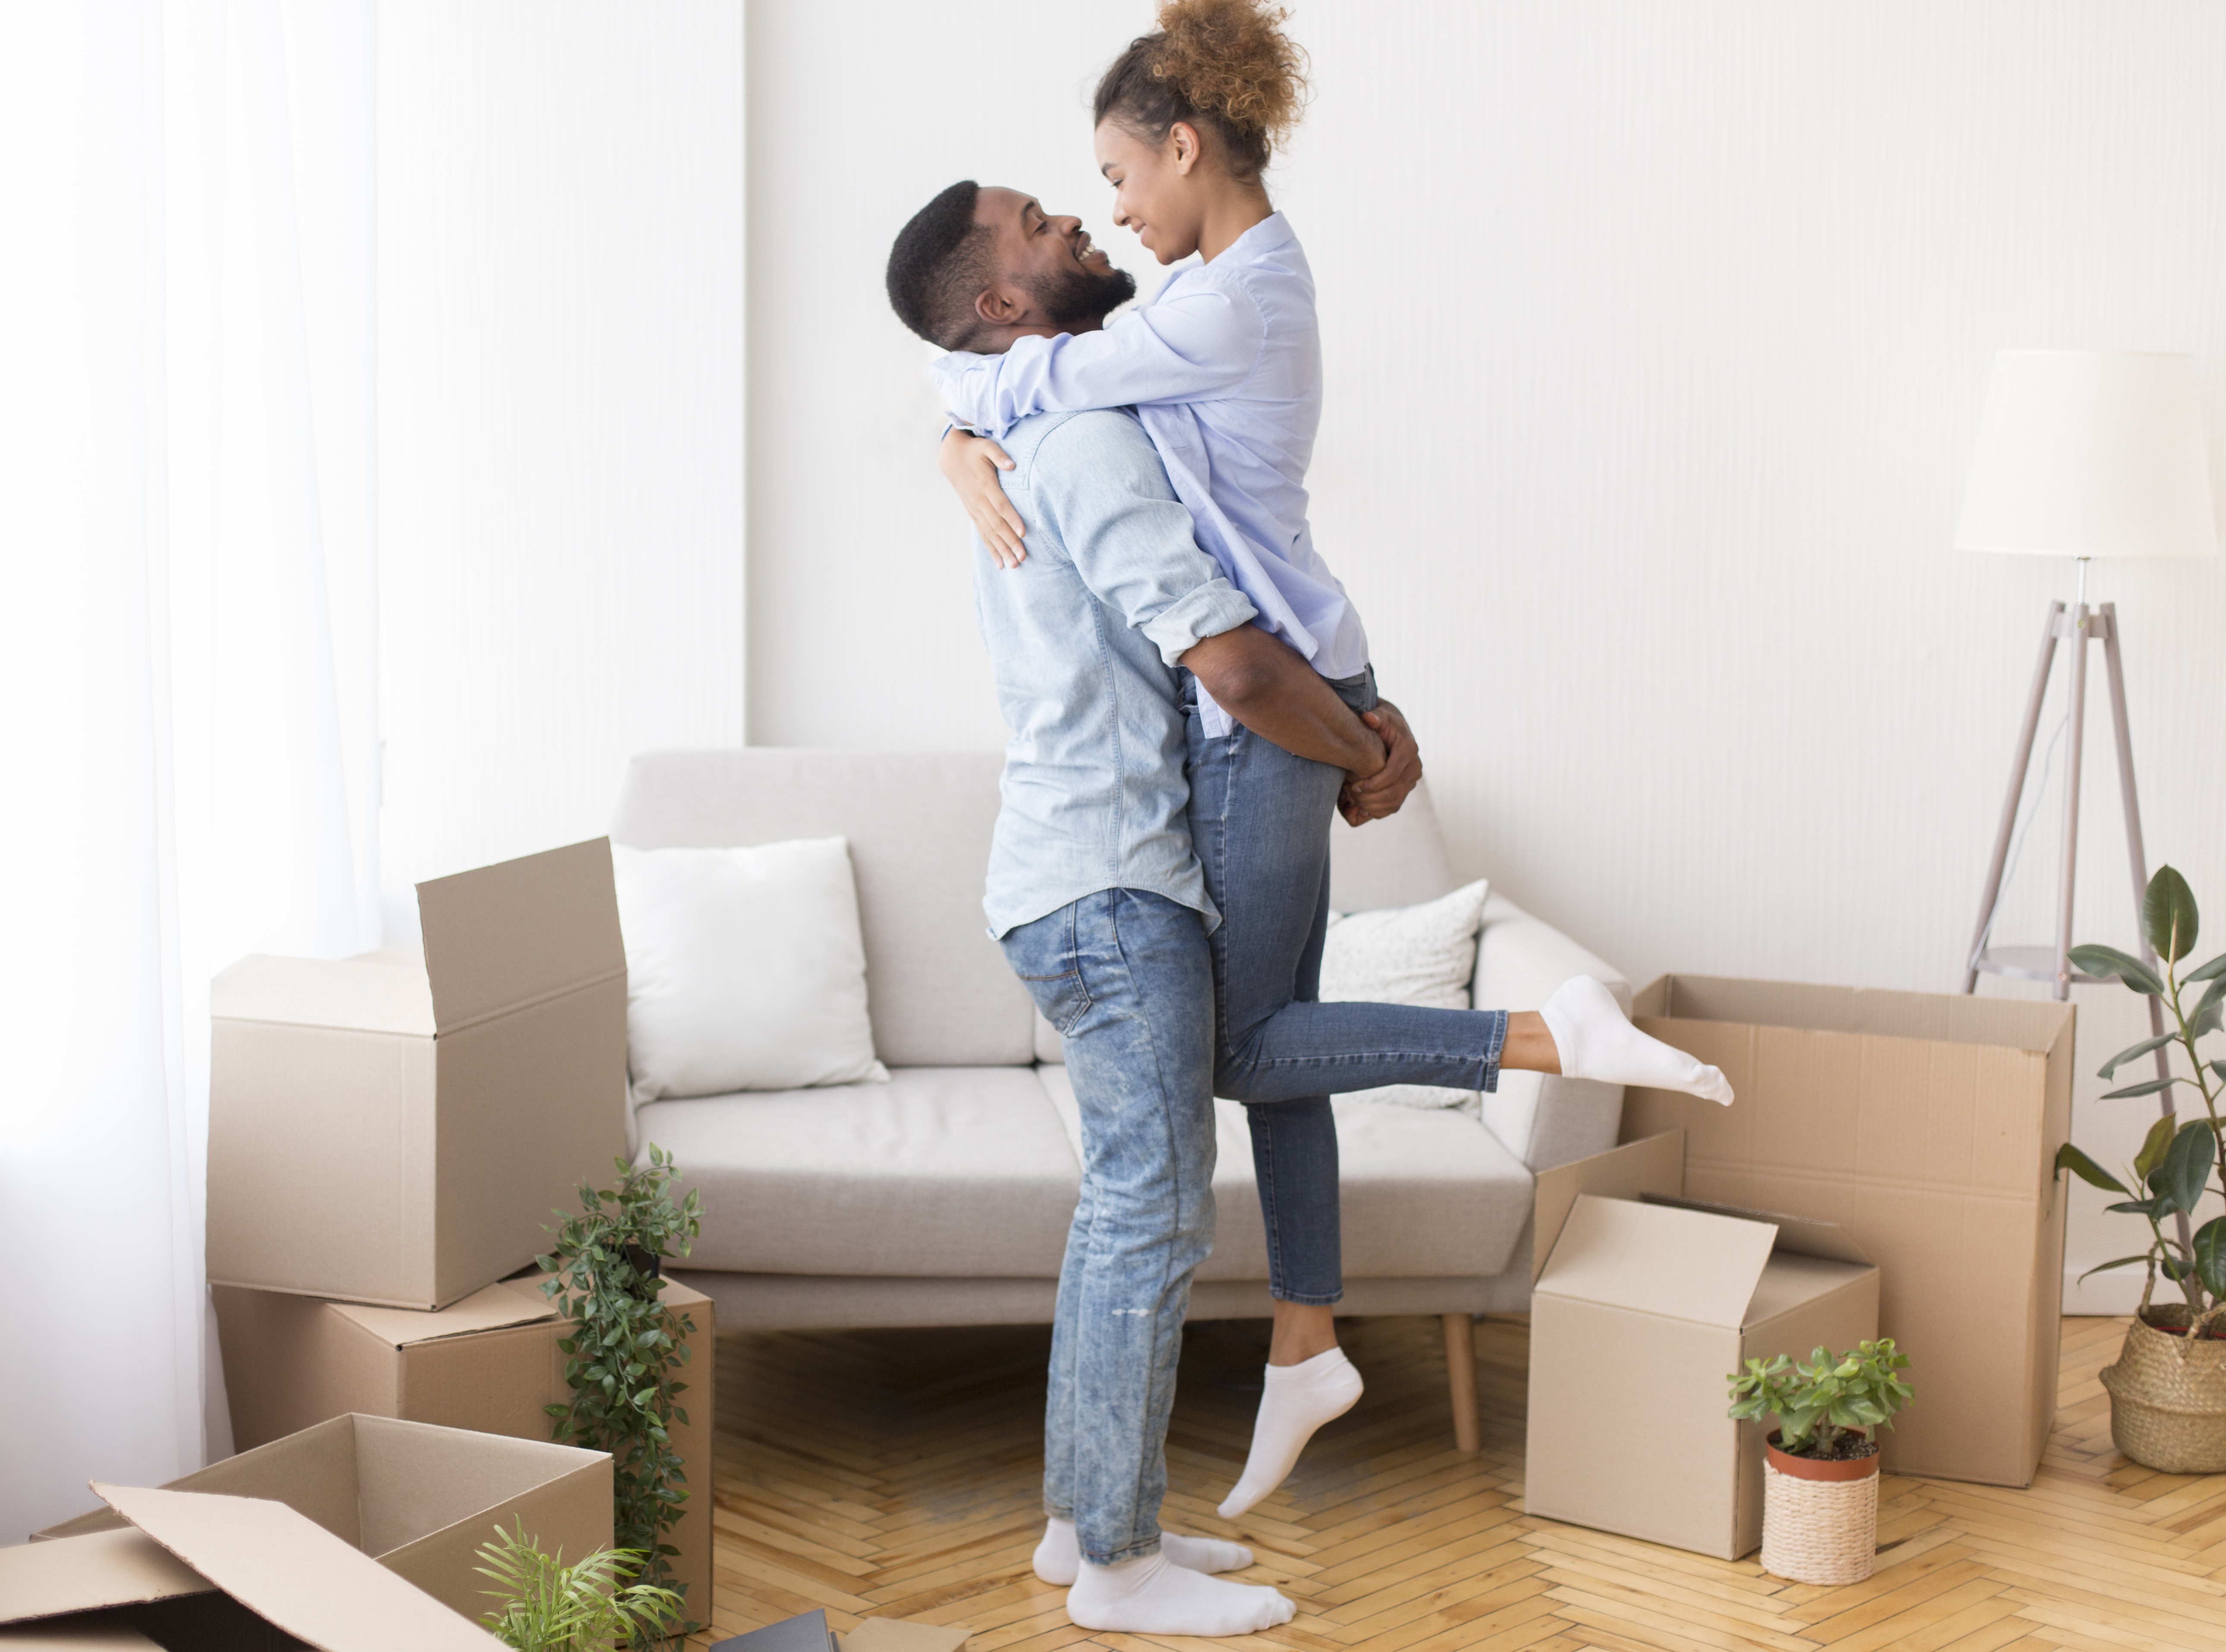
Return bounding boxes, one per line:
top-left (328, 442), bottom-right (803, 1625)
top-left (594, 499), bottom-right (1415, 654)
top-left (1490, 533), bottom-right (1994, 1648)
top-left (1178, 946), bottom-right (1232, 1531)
top-left (612, 749), bottom-right (1628, 1448)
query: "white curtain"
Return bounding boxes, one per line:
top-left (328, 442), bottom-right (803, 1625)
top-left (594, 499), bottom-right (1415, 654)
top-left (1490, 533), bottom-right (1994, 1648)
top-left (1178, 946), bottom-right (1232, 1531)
top-left (0, 0), bottom-right (379, 1539)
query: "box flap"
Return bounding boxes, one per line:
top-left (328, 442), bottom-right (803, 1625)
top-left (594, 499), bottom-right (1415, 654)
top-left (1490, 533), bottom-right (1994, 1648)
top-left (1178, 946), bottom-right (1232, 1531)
top-left (333, 1280), bottom-right (557, 1348)
top-left (91, 1485), bottom-right (500, 1651)
top-left (1640, 1194), bottom-right (1875, 1265)
top-left (1533, 1130), bottom-right (1684, 1283)
top-left (210, 954), bottom-right (436, 1038)
top-left (0, 1623), bottom-right (164, 1648)
top-left (416, 839), bottom-right (626, 1032)
top-left (350, 945), bottom-right (426, 968)
top-left (0, 1527), bottom-right (212, 1624)
top-left (1640, 973), bottom-right (2071, 1054)
top-left (33, 1416), bottom-right (362, 1547)
top-left (1536, 1194), bottom-right (1778, 1327)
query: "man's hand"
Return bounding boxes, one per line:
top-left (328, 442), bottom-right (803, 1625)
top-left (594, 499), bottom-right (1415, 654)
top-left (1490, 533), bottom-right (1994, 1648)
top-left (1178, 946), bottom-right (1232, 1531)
top-left (938, 428), bottom-right (1027, 568)
top-left (1339, 700), bottom-right (1422, 824)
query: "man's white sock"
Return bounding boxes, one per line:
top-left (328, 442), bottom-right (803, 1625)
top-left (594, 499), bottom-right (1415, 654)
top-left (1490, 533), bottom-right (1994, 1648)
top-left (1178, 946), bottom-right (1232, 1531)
top-left (1031, 1517), bottom-right (1252, 1586)
top-left (1065, 1550), bottom-right (1296, 1636)
top-left (1216, 1346), bottom-right (1364, 1520)
top-left (1539, 975), bottom-right (1734, 1104)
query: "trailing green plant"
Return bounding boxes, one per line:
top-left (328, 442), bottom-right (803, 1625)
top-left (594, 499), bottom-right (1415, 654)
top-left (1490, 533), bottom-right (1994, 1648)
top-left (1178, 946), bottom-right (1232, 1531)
top-left (537, 1144), bottom-right (704, 1638)
top-left (474, 1520), bottom-right (684, 1652)
top-left (1727, 1339), bottom-right (1912, 1460)
top-left (2055, 865), bottom-right (2226, 1336)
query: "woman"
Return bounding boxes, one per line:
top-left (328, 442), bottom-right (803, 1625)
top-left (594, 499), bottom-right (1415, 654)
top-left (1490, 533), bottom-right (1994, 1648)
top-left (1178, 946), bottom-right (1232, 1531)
top-left (932, 0), bottom-right (1731, 1545)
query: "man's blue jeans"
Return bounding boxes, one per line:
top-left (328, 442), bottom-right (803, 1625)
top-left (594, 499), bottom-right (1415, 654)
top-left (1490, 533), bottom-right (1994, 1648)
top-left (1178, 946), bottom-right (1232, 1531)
top-left (1000, 888), bottom-right (1218, 1566)
top-left (1184, 668), bottom-right (1509, 1306)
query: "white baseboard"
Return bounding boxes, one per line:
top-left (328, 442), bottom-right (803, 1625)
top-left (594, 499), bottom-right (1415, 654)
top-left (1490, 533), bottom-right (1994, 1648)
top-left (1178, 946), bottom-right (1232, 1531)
top-left (2063, 1265), bottom-right (2150, 1316)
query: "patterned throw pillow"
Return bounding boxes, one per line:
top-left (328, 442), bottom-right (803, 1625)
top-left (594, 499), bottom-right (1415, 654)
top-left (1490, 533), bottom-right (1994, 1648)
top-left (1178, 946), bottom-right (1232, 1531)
top-left (1319, 878), bottom-right (1492, 1109)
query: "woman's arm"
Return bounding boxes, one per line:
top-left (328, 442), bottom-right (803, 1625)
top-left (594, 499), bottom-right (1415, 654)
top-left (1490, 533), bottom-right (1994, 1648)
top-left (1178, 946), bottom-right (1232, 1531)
top-left (934, 280), bottom-right (1265, 440)
top-left (938, 429), bottom-right (1027, 568)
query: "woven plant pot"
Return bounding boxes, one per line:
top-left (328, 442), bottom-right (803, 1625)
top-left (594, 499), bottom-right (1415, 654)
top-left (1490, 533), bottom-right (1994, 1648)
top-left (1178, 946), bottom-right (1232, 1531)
top-left (1759, 1433), bottom-right (1878, 1586)
top-left (2099, 1306), bottom-right (2226, 1473)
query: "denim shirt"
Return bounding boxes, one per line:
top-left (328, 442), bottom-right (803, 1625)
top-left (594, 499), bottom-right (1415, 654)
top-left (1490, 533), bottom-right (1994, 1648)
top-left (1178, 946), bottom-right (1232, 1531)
top-left (936, 214), bottom-right (1365, 737)
top-left (973, 408), bottom-right (1258, 938)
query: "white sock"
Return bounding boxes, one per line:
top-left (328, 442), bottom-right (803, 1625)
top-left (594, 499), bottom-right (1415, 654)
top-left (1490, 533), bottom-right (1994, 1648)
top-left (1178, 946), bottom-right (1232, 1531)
top-left (1032, 1517), bottom-right (1252, 1586)
top-left (1216, 1346), bottom-right (1364, 1520)
top-left (1065, 1550), bottom-right (1296, 1636)
top-left (1539, 975), bottom-right (1734, 1105)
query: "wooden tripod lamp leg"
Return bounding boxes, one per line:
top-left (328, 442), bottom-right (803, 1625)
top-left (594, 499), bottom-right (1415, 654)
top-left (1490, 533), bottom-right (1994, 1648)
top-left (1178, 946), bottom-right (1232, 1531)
top-left (1442, 1313), bottom-right (1480, 1454)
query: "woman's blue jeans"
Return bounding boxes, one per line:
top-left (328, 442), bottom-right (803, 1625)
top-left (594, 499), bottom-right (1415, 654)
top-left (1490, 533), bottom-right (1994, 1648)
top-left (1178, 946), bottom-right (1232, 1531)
top-left (1000, 887), bottom-right (1219, 1566)
top-left (1182, 667), bottom-right (1508, 1306)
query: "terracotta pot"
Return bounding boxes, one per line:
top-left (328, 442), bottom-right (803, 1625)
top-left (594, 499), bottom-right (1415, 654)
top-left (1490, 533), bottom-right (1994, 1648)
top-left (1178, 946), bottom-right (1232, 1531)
top-left (2100, 1308), bottom-right (2226, 1473)
top-left (1759, 1431), bottom-right (1879, 1586)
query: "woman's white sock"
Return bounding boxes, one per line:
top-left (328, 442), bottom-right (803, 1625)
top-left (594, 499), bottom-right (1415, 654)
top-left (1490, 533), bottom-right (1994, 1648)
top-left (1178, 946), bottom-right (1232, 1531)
top-left (1065, 1550), bottom-right (1295, 1636)
top-left (1539, 975), bottom-right (1734, 1104)
top-left (1216, 1346), bottom-right (1364, 1520)
top-left (1031, 1517), bottom-right (1252, 1586)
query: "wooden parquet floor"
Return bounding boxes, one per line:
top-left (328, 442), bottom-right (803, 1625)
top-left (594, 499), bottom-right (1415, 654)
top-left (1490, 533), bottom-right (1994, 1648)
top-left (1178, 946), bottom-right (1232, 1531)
top-left (693, 1312), bottom-right (2226, 1652)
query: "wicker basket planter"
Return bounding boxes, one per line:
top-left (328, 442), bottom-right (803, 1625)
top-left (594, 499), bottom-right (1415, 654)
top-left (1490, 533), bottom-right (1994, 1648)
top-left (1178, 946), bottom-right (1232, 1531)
top-left (2100, 1307), bottom-right (2226, 1473)
top-left (1759, 1432), bottom-right (1878, 1585)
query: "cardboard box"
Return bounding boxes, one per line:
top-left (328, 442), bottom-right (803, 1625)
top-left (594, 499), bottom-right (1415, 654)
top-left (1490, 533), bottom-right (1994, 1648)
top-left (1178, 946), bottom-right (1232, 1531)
top-left (1621, 975), bottom-right (2075, 1486)
top-left (1524, 1130), bottom-right (1880, 1561)
top-left (1, 1482), bottom-right (505, 1649)
top-left (207, 839), bottom-right (629, 1310)
top-left (210, 1275), bottom-right (716, 1629)
top-left (35, 1414), bottom-right (610, 1624)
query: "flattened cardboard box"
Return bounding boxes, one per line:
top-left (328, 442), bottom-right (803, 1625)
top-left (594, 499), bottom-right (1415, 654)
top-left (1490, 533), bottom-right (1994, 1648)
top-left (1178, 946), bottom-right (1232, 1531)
top-left (34, 1414), bottom-right (610, 1624)
top-left (1621, 975), bottom-right (2075, 1486)
top-left (212, 1276), bottom-right (715, 1628)
top-left (207, 838), bottom-right (629, 1310)
top-left (1524, 1131), bottom-right (1880, 1561)
top-left (3, 1482), bottom-right (505, 1649)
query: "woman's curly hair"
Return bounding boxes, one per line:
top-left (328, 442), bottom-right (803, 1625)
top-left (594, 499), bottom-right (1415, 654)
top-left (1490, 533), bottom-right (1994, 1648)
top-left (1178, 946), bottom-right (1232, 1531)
top-left (1094, 0), bottom-right (1310, 180)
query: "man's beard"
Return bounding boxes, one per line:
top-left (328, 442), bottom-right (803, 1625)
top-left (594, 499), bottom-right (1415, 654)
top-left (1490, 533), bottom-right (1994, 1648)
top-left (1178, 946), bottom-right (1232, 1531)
top-left (1025, 261), bottom-right (1138, 332)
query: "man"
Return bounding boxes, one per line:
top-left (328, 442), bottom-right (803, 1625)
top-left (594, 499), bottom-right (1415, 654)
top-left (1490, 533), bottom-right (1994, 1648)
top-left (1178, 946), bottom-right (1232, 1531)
top-left (882, 183), bottom-right (1732, 1639)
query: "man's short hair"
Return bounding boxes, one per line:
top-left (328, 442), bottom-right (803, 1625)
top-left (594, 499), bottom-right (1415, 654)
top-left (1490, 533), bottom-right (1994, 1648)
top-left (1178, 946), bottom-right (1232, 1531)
top-left (886, 180), bottom-right (996, 351)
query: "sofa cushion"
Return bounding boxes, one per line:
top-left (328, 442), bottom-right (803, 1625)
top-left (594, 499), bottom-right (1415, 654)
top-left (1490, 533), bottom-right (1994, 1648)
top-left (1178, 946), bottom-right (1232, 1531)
top-left (613, 839), bottom-right (888, 1099)
top-left (610, 750), bottom-right (1035, 1067)
top-left (638, 1067), bottom-right (1079, 1276)
top-left (1036, 1066), bottom-right (1533, 1281)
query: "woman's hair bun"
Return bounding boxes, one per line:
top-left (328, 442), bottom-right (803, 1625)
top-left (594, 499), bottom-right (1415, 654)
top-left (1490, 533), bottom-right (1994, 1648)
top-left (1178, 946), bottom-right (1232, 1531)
top-left (1095, 0), bottom-right (1310, 179)
top-left (1152, 0), bottom-right (1308, 147)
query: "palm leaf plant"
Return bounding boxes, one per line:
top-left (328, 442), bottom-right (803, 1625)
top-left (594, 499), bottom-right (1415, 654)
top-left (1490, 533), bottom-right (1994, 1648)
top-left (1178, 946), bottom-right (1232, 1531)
top-left (2054, 865), bottom-right (2226, 1337)
top-left (475, 1521), bottom-right (684, 1652)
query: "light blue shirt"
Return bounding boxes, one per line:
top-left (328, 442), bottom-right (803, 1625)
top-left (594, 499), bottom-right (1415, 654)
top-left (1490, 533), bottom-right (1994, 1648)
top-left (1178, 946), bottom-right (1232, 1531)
top-left (935, 213), bottom-right (1366, 737)
top-left (972, 408), bottom-right (1259, 938)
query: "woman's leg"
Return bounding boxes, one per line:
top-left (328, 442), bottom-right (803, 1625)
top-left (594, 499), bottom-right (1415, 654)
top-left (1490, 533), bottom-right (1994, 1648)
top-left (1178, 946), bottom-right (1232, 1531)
top-left (1186, 683), bottom-right (1366, 1519)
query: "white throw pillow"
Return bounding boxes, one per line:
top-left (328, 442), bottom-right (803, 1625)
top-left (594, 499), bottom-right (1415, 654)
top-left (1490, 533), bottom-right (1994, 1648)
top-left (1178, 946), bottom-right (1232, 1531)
top-left (1319, 878), bottom-right (1491, 1109)
top-left (613, 838), bottom-right (890, 1102)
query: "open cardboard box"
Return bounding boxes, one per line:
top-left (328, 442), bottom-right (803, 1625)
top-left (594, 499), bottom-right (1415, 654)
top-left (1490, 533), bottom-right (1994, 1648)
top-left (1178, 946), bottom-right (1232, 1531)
top-left (1524, 1130), bottom-right (1880, 1561)
top-left (211, 1276), bottom-right (715, 1627)
top-left (1, 1482), bottom-right (504, 1649)
top-left (207, 838), bottom-right (629, 1311)
top-left (1622, 974), bottom-right (2075, 1485)
top-left (34, 1415), bottom-right (608, 1624)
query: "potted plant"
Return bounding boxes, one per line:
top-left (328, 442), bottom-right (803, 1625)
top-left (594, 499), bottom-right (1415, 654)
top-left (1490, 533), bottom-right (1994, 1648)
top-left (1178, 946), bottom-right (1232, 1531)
top-left (2056, 865), bottom-right (2226, 1471)
top-left (1726, 1339), bottom-right (1912, 1584)
top-left (537, 1143), bottom-right (705, 1644)
top-left (475, 1520), bottom-right (684, 1652)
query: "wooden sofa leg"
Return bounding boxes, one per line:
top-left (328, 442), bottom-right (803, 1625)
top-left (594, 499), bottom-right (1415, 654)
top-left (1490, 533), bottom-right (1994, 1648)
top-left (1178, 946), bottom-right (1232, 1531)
top-left (1442, 1313), bottom-right (1480, 1454)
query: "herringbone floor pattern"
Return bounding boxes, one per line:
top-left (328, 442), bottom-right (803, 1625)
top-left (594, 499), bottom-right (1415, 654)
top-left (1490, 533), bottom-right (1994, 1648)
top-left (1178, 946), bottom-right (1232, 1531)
top-left (692, 1312), bottom-right (2226, 1651)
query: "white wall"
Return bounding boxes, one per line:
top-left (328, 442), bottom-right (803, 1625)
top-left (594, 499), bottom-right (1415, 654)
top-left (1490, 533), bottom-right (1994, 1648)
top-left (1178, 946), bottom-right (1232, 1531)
top-left (743, 1), bottom-right (2226, 1301)
top-left (377, 0), bottom-right (745, 941)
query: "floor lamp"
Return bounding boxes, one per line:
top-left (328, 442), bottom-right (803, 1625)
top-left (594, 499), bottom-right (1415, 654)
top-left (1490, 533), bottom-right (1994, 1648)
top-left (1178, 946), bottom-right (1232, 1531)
top-left (1956, 352), bottom-right (2217, 1142)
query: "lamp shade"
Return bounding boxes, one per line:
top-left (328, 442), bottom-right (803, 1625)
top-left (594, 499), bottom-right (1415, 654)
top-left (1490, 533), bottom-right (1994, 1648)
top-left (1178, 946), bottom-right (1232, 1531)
top-left (1955, 350), bottom-right (2218, 558)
